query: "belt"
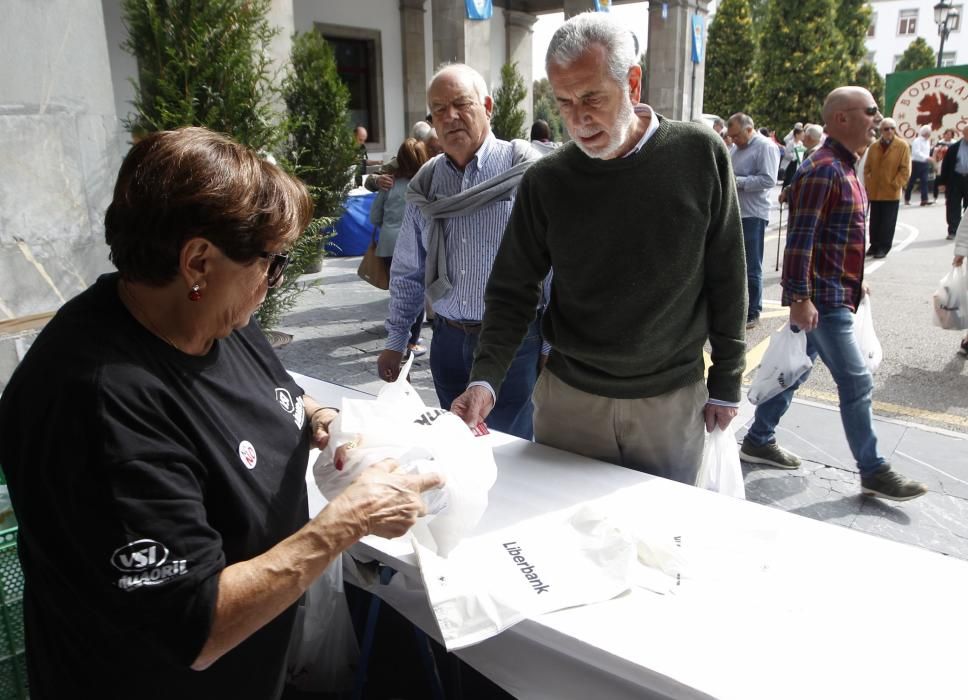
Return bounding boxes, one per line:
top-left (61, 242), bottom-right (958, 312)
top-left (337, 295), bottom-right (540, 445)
top-left (440, 317), bottom-right (482, 334)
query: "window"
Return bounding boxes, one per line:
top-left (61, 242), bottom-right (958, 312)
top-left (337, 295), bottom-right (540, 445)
top-left (892, 54), bottom-right (904, 70)
top-left (898, 9), bottom-right (918, 35)
top-left (868, 13), bottom-right (877, 37)
top-left (316, 23), bottom-right (385, 152)
top-left (941, 52), bottom-right (957, 66)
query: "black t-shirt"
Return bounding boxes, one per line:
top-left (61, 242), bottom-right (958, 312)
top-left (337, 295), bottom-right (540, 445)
top-left (0, 273), bottom-right (311, 699)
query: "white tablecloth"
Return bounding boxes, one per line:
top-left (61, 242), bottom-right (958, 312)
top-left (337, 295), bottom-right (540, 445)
top-left (293, 372), bottom-right (968, 700)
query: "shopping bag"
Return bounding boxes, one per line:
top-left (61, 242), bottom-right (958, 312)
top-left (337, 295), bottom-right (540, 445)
top-left (853, 295), bottom-right (883, 373)
top-left (286, 554), bottom-right (359, 692)
top-left (414, 503), bottom-right (638, 650)
top-left (313, 355), bottom-right (497, 557)
top-left (747, 324), bottom-right (813, 405)
top-left (695, 424), bottom-right (746, 500)
top-left (356, 227), bottom-right (389, 290)
top-left (932, 265), bottom-right (968, 330)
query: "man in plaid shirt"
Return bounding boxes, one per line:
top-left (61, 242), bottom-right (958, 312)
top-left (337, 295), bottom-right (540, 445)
top-left (739, 86), bottom-right (927, 501)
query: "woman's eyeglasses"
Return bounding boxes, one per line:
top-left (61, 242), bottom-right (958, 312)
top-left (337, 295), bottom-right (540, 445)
top-left (258, 251), bottom-right (291, 287)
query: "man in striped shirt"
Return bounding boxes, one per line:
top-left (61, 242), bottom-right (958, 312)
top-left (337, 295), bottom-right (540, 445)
top-left (739, 86), bottom-right (927, 501)
top-left (377, 64), bottom-right (541, 440)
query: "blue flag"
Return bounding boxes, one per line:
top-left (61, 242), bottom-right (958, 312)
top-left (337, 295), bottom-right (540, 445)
top-left (465, 0), bottom-right (492, 20)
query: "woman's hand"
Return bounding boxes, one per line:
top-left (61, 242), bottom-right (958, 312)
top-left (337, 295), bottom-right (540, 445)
top-left (307, 407), bottom-right (340, 450)
top-left (339, 460), bottom-right (445, 539)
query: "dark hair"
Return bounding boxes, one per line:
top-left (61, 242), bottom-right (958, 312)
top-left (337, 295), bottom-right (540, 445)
top-left (395, 138), bottom-right (429, 180)
top-left (105, 127), bottom-right (313, 285)
top-left (758, 127), bottom-right (771, 137)
top-left (530, 120), bottom-right (552, 142)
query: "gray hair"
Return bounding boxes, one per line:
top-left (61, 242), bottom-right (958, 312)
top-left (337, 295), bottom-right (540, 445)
top-left (919, 125), bottom-right (932, 137)
top-left (726, 113), bottom-right (755, 130)
top-left (411, 120), bottom-right (435, 142)
top-left (428, 63), bottom-right (489, 103)
top-left (545, 12), bottom-right (637, 85)
top-left (804, 124), bottom-right (823, 140)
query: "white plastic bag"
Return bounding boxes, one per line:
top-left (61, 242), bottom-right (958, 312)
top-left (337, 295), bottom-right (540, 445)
top-left (286, 555), bottom-right (359, 692)
top-left (747, 324), bottom-right (813, 405)
top-left (853, 295), bottom-right (883, 373)
top-left (313, 355), bottom-right (497, 557)
top-left (414, 504), bottom-right (637, 650)
top-left (695, 424), bottom-right (746, 500)
top-left (932, 265), bottom-right (968, 330)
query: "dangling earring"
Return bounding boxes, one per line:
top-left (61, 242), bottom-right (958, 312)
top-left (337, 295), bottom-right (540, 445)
top-left (188, 283), bottom-right (202, 301)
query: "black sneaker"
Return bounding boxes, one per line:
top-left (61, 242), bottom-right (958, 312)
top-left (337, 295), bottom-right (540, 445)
top-left (958, 338), bottom-right (968, 357)
top-left (861, 468), bottom-right (927, 501)
top-left (739, 439), bottom-right (801, 469)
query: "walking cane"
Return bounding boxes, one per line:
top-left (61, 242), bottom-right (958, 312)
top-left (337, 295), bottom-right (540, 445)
top-left (774, 199), bottom-right (784, 271)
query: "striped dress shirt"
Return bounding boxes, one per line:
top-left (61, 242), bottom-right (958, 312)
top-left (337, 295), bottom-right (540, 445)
top-left (385, 134), bottom-right (526, 351)
top-left (781, 137), bottom-right (866, 312)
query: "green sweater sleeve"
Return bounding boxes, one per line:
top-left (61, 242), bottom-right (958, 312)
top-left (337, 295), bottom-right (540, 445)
top-left (704, 142), bottom-right (748, 403)
top-left (470, 170), bottom-right (549, 396)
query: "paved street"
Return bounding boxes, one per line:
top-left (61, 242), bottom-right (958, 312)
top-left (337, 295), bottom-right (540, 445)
top-left (274, 191), bottom-right (968, 563)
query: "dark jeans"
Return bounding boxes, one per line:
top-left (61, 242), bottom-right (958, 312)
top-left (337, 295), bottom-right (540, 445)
top-left (429, 317), bottom-right (541, 440)
top-left (905, 161), bottom-right (930, 203)
top-left (946, 174), bottom-right (968, 236)
top-left (742, 216), bottom-right (767, 321)
top-left (868, 200), bottom-right (899, 255)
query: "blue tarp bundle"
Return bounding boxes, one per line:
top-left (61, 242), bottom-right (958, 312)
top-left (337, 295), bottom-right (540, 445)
top-left (325, 191), bottom-right (377, 257)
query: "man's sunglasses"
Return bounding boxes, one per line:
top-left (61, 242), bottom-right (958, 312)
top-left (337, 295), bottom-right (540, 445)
top-left (258, 251), bottom-right (291, 287)
top-left (848, 105), bottom-right (880, 116)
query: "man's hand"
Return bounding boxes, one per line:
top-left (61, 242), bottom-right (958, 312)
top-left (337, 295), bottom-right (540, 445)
top-left (778, 187), bottom-right (788, 204)
top-left (703, 403), bottom-right (738, 433)
top-left (377, 349), bottom-right (404, 382)
top-left (955, 255), bottom-right (965, 267)
top-left (861, 282), bottom-right (871, 298)
top-left (450, 385), bottom-right (495, 428)
top-left (376, 174), bottom-right (395, 191)
top-left (308, 407), bottom-right (340, 450)
top-left (790, 299), bottom-right (819, 332)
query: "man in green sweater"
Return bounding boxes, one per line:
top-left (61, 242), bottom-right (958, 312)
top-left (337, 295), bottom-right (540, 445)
top-left (451, 12), bottom-right (747, 484)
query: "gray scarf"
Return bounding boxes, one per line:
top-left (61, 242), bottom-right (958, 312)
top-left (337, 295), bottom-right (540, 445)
top-left (406, 138), bottom-right (538, 302)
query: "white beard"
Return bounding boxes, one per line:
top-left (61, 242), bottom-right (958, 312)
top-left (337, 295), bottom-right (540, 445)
top-left (569, 98), bottom-right (638, 159)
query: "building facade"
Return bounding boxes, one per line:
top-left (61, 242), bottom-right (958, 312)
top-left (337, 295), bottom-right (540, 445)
top-left (865, 0), bottom-right (962, 76)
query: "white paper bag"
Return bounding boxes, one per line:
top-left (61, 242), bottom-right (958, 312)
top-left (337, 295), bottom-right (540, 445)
top-left (695, 425), bottom-right (746, 500)
top-left (414, 505), bottom-right (637, 650)
top-left (853, 295), bottom-right (882, 373)
top-left (932, 265), bottom-right (968, 330)
top-left (747, 324), bottom-right (813, 405)
top-left (313, 356), bottom-right (497, 557)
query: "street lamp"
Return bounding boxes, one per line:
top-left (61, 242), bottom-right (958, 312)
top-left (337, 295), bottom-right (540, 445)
top-left (934, 0), bottom-right (960, 68)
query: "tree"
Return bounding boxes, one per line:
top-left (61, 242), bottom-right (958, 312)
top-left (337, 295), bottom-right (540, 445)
top-left (836, 0), bottom-right (872, 80)
top-left (491, 62), bottom-right (528, 141)
top-left (753, 0), bottom-right (846, 131)
top-left (532, 78), bottom-right (564, 142)
top-left (895, 37), bottom-right (937, 72)
top-left (704, 0), bottom-right (757, 119)
top-left (854, 61), bottom-right (885, 110)
top-left (255, 31), bottom-right (361, 330)
top-left (121, 0), bottom-right (280, 151)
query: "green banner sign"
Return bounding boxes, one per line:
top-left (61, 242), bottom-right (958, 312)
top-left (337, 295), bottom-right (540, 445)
top-left (884, 65), bottom-right (968, 139)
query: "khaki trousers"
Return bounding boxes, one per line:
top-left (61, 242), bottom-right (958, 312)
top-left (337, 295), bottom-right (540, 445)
top-left (532, 371), bottom-right (708, 485)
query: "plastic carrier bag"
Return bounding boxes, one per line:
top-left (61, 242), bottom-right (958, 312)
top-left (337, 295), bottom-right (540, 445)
top-left (853, 295), bottom-right (883, 373)
top-left (747, 324), bottom-right (813, 405)
top-left (932, 265), bottom-right (968, 331)
top-left (313, 355), bottom-right (497, 557)
top-left (695, 424), bottom-right (746, 500)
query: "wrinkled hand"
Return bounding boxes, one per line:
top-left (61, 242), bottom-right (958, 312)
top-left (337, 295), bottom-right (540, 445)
top-left (308, 407), bottom-right (340, 450)
top-left (790, 299), bottom-right (819, 332)
top-left (955, 255), bottom-right (964, 267)
top-left (450, 385), bottom-right (495, 428)
top-left (340, 459), bottom-right (445, 539)
top-left (376, 174), bottom-right (395, 191)
top-left (377, 349), bottom-right (404, 382)
top-left (703, 403), bottom-right (737, 433)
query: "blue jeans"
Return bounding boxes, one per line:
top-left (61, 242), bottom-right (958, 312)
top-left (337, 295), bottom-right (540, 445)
top-left (430, 317), bottom-right (541, 440)
top-left (742, 217), bottom-right (767, 321)
top-left (745, 305), bottom-right (887, 476)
